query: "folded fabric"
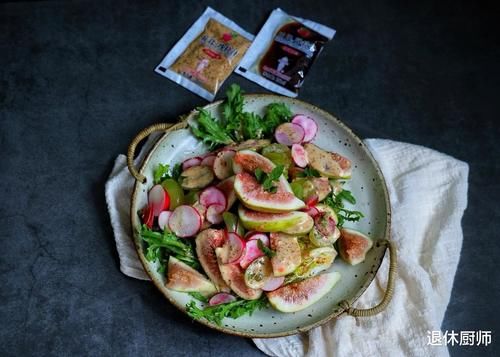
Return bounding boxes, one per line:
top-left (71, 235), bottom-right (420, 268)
top-left (105, 138), bottom-right (468, 357)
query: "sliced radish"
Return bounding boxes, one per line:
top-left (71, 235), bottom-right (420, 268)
top-left (209, 292), bottom-right (237, 306)
top-left (199, 187), bottom-right (227, 209)
top-left (158, 210), bottom-right (173, 230)
top-left (182, 157), bottom-right (202, 170)
top-left (239, 240), bottom-right (265, 269)
top-left (141, 203), bottom-right (154, 228)
top-left (302, 206), bottom-right (321, 217)
top-left (247, 233), bottom-right (269, 247)
top-left (206, 204), bottom-right (225, 224)
top-left (314, 212), bottom-right (336, 236)
top-left (262, 276), bottom-right (285, 292)
top-left (291, 144), bottom-right (309, 168)
top-left (213, 150), bottom-right (235, 180)
top-left (201, 155), bottom-right (216, 167)
top-left (305, 194), bottom-right (319, 208)
top-left (274, 123), bottom-right (305, 146)
top-left (149, 184), bottom-right (170, 216)
top-left (291, 115), bottom-right (318, 142)
top-left (225, 232), bottom-right (246, 264)
top-left (168, 205), bottom-right (202, 237)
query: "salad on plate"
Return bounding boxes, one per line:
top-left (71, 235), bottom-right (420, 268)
top-left (137, 85), bottom-right (373, 326)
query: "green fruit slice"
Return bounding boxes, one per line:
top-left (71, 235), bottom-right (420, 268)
top-left (165, 256), bottom-right (217, 296)
top-left (238, 205), bottom-right (312, 234)
top-left (161, 179), bottom-right (184, 210)
top-left (267, 272), bottom-right (341, 312)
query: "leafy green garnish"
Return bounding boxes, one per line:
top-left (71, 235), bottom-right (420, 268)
top-left (257, 239), bottom-right (276, 258)
top-left (254, 165), bottom-right (285, 193)
top-left (153, 163), bottom-right (182, 184)
top-left (189, 84), bottom-right (293, 146)
top-left (324, 189), bottom-right (364, 228)
top-left (139, 225), bottom-right (200, 270)
top-left (298, 167), bottom-right (321, 178)
top-left (186, 296), bottom-right (269, 326)
top-left (188, 292), bottom-right (209, 303)
top-left (191, 108), bottom-right (235, 149)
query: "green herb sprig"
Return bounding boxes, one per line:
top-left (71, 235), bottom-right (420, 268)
top-left (324, 189), bottom-right (364, 228)
top-left (255, 165), bottom-right (285, 193)
top-left (139, 225), bottom-right (199, 271)
top-left (153, 163), bottom-right (182, 184)
top-left (186, 296), bottom-right (268, 326)
top-left (257, 239), bottom-right (276, 258)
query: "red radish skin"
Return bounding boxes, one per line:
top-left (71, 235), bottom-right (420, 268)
top-left (274, 123), bottom-right (305, 146)
top-left (158, 210), bottom-right (173, 230)
top-left (200, 187), bottom-right (227, 210)
top-left (239, 240), bottom-right (265, 269)
top-left (302, 206), bottom-right (321, 217)
top-left (225, 232), bottom-right (246, 264)
top-left (291, 115), bottom-right (318, 142)
top-left (168, 205), bottom-right (202, 237)
top-left (247, 233), bottom-right (270, 247)
top-left (291, 144), bottom-right (309, 168)
top-left (182, 157), bottom-right (202, 170)
top-left (206, 204), bottom-right (225, 224)
top-left (305, 194), bottom-right (319, 208)
top-left (209, 293), bottom-right (237, 306)
top-left (262, 276), bottom-right (285, 292)
top-left (201, 155), bottom-right (216, 167)
top-left (141, 203), bottom-right (154, 228)
top-left (149, 184), bottom-right (170, 216)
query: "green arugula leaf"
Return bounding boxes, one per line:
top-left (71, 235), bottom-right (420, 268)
top-left (186, 296), bottom-right (268, 326)
top-left (324, 189), bottom-right (364, 228)
top-left (241, 112), bottom-right (264, 140)
top-left (257, 239), bottom-right (276, 258)
top-left (153, 164), bottom-right (170, 184)
top-left (191, 108), bottom-right (235, 149)
top-left (298, 167), bottom-right (321, 178)
top-left (139, 225), bottom-right (200, 270)
top-left (262, 103), bottom-right (292, 136)
top-left (255, 168), bottom-right (265, 182)
top-left (188, 292), bottom-right (209, 303)
top-left (170, 163), bottom-right (182, 181)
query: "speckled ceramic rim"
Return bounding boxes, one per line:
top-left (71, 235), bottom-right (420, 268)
top-left (130, 94), bottom-right (392, 338)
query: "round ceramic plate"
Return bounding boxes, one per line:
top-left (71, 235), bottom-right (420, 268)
top-left (130, 94), bottom-right (391, 338)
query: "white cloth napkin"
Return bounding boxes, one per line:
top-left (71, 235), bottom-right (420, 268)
top-left (105, 138), bottom-right (469, 357)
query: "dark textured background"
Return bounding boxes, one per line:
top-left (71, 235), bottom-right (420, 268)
top-left (1, 0), bottom-right (498, 356)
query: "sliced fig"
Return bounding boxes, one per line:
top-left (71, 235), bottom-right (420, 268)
top-left (195, 229), bottom-right (230, 292)
top-left (304, 143), bottom-right (352, 179)
top-left (230, 139), bottom-right (271, 151)
top-left (238, 205), bottom-right (312, 234)
top-left (309, 226), bottom-right (341, 247)
top-left (310, 177), bottom-right (332, 202)
top-left (165, 256), bottom-right (217, 297)
top-left (233, 149), bottom-right (276, 174)
top-left (180, 165), bottom-right (214, 190)
top-left (216, 176), bottom-right (237, 209)
top-left (338, 228), bottom-right (373, 265)
top-left (244, 256), bottom-right (273, 289)
top-left (267, 272), bottom-right (341, 312)
top-left (213, 150), bottom-right (235, 180)
top-left (270, 233), bottom-right (302, 277)
top-left (215, 248), bottom-right (263, 300)
top-left (234, 172), bottom-right (305, 213)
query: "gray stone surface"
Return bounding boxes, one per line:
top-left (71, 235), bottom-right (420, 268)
top-left (0, 0), bottom-right (498, 356)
